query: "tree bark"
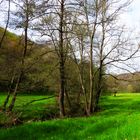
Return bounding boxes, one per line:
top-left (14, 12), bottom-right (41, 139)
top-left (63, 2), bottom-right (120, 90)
top-left (94, 0), bottom-right (106, 112)
top-left (89, 39), bottom-right (94, 113)
top-left (59, 0), bottom-right (65, 117)
top-left (8, 74), bottom-right (21, 111)
top-left (59, 60), bottom-right (65, 117)
top-left (84, 0), bottom-right (98, 114)
top-left (3, 72), bottom-right (15, 111)
top-left (64, 86), bottom-right (71, 109)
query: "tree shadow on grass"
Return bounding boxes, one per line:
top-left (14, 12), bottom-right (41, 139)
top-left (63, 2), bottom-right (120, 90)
top-left (0, 115), bottom-right (131, 140)
top-left (1, 95), bottom-right (140, 140)
top-left (99, 97), bottom-right (140, 117)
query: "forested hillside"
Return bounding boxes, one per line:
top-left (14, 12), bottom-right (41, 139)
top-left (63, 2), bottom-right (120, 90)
top-left (106, 72), bottom-right (140, 93)
top-left (0, 27), bottom-right (51, 93)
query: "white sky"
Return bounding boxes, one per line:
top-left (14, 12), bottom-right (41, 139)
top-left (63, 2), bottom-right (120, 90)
top-left (120, 0), bottom-right (140, 73)
top-left (122, 0), bottom-right (140, 28)
top-left (1, 0), bottom-right (140, 37)
top-left (1, 0), bottom-right (140, 74)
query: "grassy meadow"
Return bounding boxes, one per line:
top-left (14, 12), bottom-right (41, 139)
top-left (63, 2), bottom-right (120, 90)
top-left (1, 93), bottom-right (140, 139)
top-left (0, 94), bottom-right (56, 122)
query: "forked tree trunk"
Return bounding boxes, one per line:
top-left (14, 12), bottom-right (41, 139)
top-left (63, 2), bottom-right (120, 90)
top-left (8, 74), bottom-right (21, 111)
top-left (68, 38), bottom-right (89, 115)
top-left (3, 73), bottom-right (15, 111)
top-left (78, 71), bottom-right (89, 115)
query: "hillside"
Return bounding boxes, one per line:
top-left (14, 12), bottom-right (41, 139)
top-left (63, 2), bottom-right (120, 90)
top-left (117, 72), bottom-right (140, 82)
top-left (106, 72), bottom-right (140, 93)
top-left (0, 27), bottom-right (58, 94)
top-left (0, 27), bottom-right (20, 48)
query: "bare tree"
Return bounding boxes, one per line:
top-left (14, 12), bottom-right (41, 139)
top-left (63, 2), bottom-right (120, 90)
top-left (74, 0), bottom-right (136, 113)
top-left (36, 0), bottom-right (79, 117)
top-left (1, 0), bottom-right (40, 111)
top-left (93, 0), bottom-right (139, 111)
top-left (8, 0), bottom-right (30, 111)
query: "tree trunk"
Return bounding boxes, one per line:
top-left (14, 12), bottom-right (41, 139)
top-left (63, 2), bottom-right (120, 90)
top-left (7, 0), bottom-right (29, 112)
top-left (89, 44), bottom-right (94, 113)
top-left (8, 74), bottom-right (21, 111)
top-left (84, 0), bottom-right (98, 114)
top-left (59, 60), bottom-right (65, 117)
top-left (3, 73), bottom-right (15, 111)
top-left (78, 70), bottom-right (89, 115)
top-left (94, 1), bottom-right (106, 112)
top-left (58, 0), bottom-right (65, 117)
top-left (65, 86), bottom-right (71, 109)
top-left (94, 85), bottom-right (102, 112)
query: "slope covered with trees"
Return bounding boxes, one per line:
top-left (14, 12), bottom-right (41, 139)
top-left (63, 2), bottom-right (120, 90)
top-left (106, 72), bottom-right (140, 93)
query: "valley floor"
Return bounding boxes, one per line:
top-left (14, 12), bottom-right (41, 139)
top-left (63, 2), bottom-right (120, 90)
top-left (0, 93), bottom-right (140, 140)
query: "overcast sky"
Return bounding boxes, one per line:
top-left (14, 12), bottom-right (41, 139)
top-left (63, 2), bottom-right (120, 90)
top-left (114, 0), bottom-right (140, 74)
top-left (0, 0), bottom-right (139, 36)
top-left (1, 0), bottom-right (140, 74)
top-left (121, 0), bottom-right (140, 28)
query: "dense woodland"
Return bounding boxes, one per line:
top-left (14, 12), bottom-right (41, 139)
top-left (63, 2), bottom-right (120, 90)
top-left (0, 0), bottom-right (140, 125)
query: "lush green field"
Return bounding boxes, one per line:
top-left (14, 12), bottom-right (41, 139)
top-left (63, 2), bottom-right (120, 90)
top-left (0, 94), bottom-right (56, 121)
top-left (1, 93), bottom-right (140, 140)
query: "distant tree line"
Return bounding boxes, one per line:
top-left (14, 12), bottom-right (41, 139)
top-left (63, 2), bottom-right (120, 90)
top-left (106, 73), bottom-right (140, 93)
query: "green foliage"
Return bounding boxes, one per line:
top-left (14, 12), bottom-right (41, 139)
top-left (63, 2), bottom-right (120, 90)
top-left (0, 93), bottom-right (140, 139)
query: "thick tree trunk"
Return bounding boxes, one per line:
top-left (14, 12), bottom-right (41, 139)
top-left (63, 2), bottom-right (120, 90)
top-left (59, 60), bottom-right (65, 117)
top-left (58, 0), bottom-right (65, 117)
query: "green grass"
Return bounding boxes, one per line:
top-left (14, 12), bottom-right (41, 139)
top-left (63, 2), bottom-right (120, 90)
top-left (0, 94), bottom-right (56, 121)
top-left (1, 93), bottom-right (140, 139)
